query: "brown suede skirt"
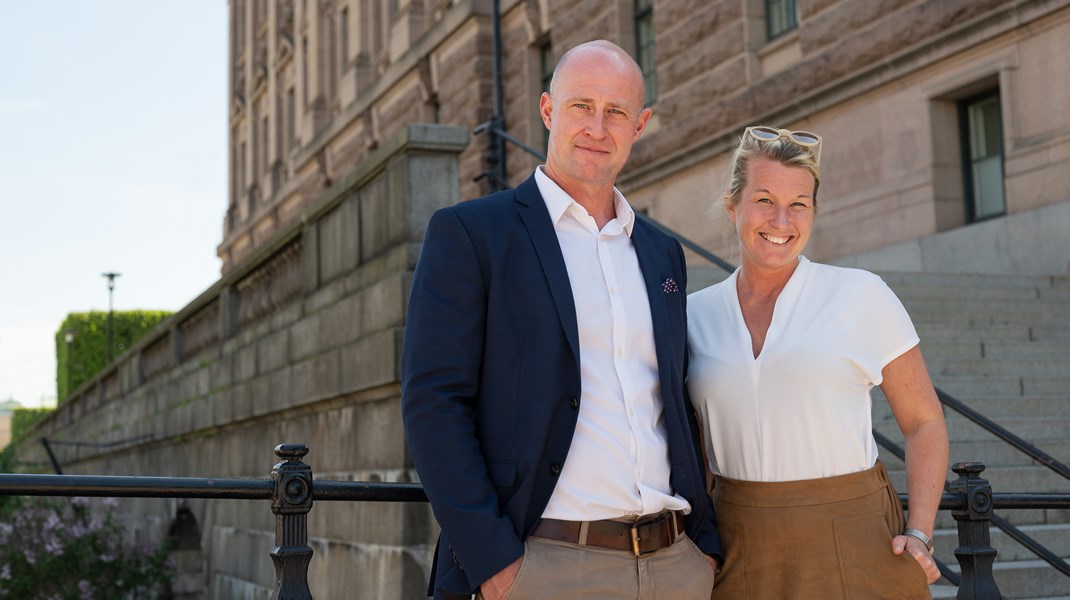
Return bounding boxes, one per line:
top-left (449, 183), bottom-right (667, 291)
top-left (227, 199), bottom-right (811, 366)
top-left (711, 461), bottom-right (931, 599)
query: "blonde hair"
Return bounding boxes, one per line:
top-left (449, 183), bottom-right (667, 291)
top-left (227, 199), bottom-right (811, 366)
top-left (722, 127), bottom-right (822, 212)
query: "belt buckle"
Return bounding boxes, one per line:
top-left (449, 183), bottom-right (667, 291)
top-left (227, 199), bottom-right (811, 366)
top-left (630, 514), bottom-right (669, 557)
top-left (630, 523), bottom-right (650, 557)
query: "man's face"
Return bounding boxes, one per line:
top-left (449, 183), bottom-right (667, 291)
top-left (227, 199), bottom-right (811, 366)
top-left (540, 49), bottom-right (651, 193)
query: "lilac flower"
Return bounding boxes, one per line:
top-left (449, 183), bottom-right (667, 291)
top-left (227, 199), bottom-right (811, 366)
top-left (78, 579), bottom-right (93, 600)
top-left (0, 564), bottom-right (10, 580)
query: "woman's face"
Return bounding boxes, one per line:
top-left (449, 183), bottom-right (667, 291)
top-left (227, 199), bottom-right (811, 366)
top-left (727, 156), bottom-right (816, 276)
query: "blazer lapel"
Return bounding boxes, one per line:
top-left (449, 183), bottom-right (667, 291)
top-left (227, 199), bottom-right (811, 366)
top-left (515, 176), bottom-right (581, 365)
top-left (631, 221), bottom-right (677, 400)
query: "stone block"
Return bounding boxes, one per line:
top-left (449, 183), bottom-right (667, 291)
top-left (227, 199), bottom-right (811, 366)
top-left (340, 329), bottom-right (402, 395)
top-left (257, 328), bottom-right (290, 373)
top-left (290, 311), bottom-right (321, 362)
top-left (359, 275), bottom-right (406, 334)
top-left (233, 344), bottom-right (258, 383)
top-left (231, 381), bottom-right (254, 423)
top-left (318, 192), bottom-right (362, 284)
top-left (191, 395), bottom-right (214, 432)
top-left (318, 293), bottom-right (363, 351)
top-left (293, 349), bottom-right (342, 406)
top-left (360, 166), bottom-right (408, 261)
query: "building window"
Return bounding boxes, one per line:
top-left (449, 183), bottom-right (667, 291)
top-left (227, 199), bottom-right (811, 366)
top-left (960, 91), bottom-right (1005, 222)
top-left (286, 88), bottom-right (296, 152)
top-left (766, 0), bottom-right (798, 40)
top-left (341, 7), bottom-right (349, 69)
top-left (635, 0), bottom-right (656, 105)
top-left (301, 36), bottom-right (309, 101)
top-left (261, 116), bottom-right (270, 176)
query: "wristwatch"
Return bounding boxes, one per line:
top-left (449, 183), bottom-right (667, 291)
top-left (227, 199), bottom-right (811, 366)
top-left (902, 528), bottom-right (934, 555)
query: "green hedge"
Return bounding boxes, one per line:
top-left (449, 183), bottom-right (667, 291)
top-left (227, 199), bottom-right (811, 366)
top-left (11, 408), bottom-right (52, 445)
top-left (55, 310), bottom-right (172, 401)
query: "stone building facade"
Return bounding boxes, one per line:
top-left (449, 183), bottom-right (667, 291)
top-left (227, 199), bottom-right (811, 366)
top-left (223, 0), bottom-right (1070, 277)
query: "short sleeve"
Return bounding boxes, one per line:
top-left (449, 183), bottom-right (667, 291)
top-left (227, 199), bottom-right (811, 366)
top-left (847, 272), bottom-right (920, 386)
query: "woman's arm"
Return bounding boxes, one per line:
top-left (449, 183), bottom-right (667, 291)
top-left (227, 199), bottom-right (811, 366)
top-left (880, 344), bottom-right (949, 583)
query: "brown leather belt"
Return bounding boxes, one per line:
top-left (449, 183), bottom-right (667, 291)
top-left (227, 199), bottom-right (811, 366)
top-left (530, 510), bottom-right (685, 557)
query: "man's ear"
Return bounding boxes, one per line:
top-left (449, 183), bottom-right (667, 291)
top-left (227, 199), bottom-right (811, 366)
top-left (539, 92), bottom-right (553, 131)
top-left (633, 107), bottom-right (652, 141)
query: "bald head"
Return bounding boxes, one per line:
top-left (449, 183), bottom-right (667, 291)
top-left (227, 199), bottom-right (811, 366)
top-left (549, 40), bottom-right (647, 109)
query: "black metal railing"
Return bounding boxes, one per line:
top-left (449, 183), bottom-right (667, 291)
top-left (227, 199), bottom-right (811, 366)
top-left (1, 444), bottom-right (1068, 599)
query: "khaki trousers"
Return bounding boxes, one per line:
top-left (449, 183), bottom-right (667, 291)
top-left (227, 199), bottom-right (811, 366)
top-left (479, 532), bottom-right (715, 600)
top-left (711, 461), bottom-right (931, 599)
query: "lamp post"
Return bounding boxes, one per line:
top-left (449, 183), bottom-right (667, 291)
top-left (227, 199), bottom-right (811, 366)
top-left (63, 329), bottom-right (76, 398)
top-left (102, 272), bottom-right (120, 361)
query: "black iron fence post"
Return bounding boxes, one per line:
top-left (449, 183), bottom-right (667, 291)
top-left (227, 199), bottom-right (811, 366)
top-left (949, 462), bottom-right (1003, 600)
top-left (270, 443), bottom-right (314, 600)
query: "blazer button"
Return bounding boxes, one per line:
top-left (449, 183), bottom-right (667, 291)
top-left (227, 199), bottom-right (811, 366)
top-left (550, 463), bottom-right (561, 475)
top-left (569, 397), bottom-right (579, 409)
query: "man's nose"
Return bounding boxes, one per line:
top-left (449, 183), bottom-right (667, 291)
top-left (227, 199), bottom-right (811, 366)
top-left (584, 112), bottom-right (608, 138)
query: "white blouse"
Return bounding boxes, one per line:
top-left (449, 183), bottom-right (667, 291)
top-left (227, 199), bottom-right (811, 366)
top-left (687, 256), bottom-right (919, 482)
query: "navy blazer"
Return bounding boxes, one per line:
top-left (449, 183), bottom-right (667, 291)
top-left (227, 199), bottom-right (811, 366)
top-left (401, 174), bottom-right (722, 599)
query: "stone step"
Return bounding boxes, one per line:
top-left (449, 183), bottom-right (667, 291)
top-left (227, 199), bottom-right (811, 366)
top-left (935, 523), bottom-right (1070, 562)
top-left (875, 413), bottom-right (1070, 443)
top-left (921, 341), bottom-right (1070, 361)
top-left (876, 438), bottom-right (1070, 469)
top-left (886, 465), bottom-right (1070, 495)
top-left (943, 556), bottom-right (1070, 599)
top-left (933, 359), bottom-right (1070, 377)
top-left (901, 295), bottom-right (1069, 313)
top-left (889, 280), bottom-right (1069, 301)
top-left (878, 272), bottom-right (1070, 290)
top-left (916, 324), bottom-right (1070, 343)
top-left (931, 376), bottom-right (1070, 398)
top-left (906, 309), bottom-right (1067, 327)
top-left (873, 396), bottom-right (1070, 420)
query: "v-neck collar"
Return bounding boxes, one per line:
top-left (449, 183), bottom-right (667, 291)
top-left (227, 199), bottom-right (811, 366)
top-left (726, 256), bottom-right (812, 361)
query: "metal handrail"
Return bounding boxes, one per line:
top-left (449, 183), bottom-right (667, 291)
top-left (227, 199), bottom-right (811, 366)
top-left (873, 431), bottom-right (1070, 580)
top-left (935, 388), bottom-right (1070, 482)
top-left (2, 446), bottom-right (1068, 600)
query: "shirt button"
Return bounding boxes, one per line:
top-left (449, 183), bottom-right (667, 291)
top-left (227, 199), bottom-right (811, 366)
top-left (569, 397), bottom-right (579, 409)
top-left (550, 463), bottom-right (561, 475)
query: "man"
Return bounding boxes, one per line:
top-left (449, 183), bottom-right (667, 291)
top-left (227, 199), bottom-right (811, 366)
top-left (402, 40), bottom-right (722, 600)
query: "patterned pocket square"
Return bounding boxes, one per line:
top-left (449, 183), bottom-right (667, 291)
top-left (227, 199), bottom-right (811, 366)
top-left (662, 277), bottom-right (679, 293)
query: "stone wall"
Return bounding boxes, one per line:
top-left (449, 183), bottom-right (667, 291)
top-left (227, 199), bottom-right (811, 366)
top-left (18, 125), bottom-right (469, 599)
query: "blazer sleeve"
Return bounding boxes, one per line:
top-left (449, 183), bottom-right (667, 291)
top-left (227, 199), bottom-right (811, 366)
top-left (401, 207), bottom-right (525, 592)
top-left (676, 240), bottom-right (725, 564)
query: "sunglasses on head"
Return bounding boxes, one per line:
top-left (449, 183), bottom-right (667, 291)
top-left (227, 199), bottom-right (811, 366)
top-left (743, 126), bottom-right (823, 166)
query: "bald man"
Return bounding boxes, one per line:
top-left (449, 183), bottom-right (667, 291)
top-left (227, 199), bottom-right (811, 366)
top-left (402, 40), bottom-right (722, 600)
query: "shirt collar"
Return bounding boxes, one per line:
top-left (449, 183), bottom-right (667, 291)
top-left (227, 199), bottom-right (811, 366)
top-left (534, 166), bottom-right (635, 236)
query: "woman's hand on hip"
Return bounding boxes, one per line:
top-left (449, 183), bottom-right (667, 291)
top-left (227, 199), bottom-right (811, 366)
top-left (892, 534), bottom-right (940, 584)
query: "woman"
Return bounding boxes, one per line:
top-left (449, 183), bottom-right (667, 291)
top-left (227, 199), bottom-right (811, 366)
top-left (688, 126), bottom-right (949, 598)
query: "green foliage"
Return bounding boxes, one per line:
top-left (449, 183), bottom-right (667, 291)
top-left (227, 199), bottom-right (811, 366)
top-left (0, 496), bottom-right (172, 598)
top-left (55, 310), bottom-right (172, 401)
top-left (10, 408), bottom-right (52, 446)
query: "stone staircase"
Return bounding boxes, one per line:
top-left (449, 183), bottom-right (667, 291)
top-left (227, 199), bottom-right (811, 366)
top-left (687, 266), bottom-right (1070, 599)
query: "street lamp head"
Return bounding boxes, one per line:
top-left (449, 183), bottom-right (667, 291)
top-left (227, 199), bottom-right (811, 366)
top-left (63, 329), bottom-right (76, 344)
top-left (101, 271), bottom-right (121, 291)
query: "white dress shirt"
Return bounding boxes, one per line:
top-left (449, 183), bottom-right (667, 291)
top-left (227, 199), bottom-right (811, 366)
top-left (534, 167), bottom-right (690, 521)
top-left (687, 256), bottom-right (919, 482)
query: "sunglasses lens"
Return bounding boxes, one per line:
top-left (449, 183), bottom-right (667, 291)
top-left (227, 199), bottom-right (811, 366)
top-left (749, 127), bottom-right (781, 140)
top-left (791, 132), bottom-right (820, 145)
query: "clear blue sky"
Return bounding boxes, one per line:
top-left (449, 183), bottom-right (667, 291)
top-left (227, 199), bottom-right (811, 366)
top-left (0, 2), bottom-right (228, 407)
